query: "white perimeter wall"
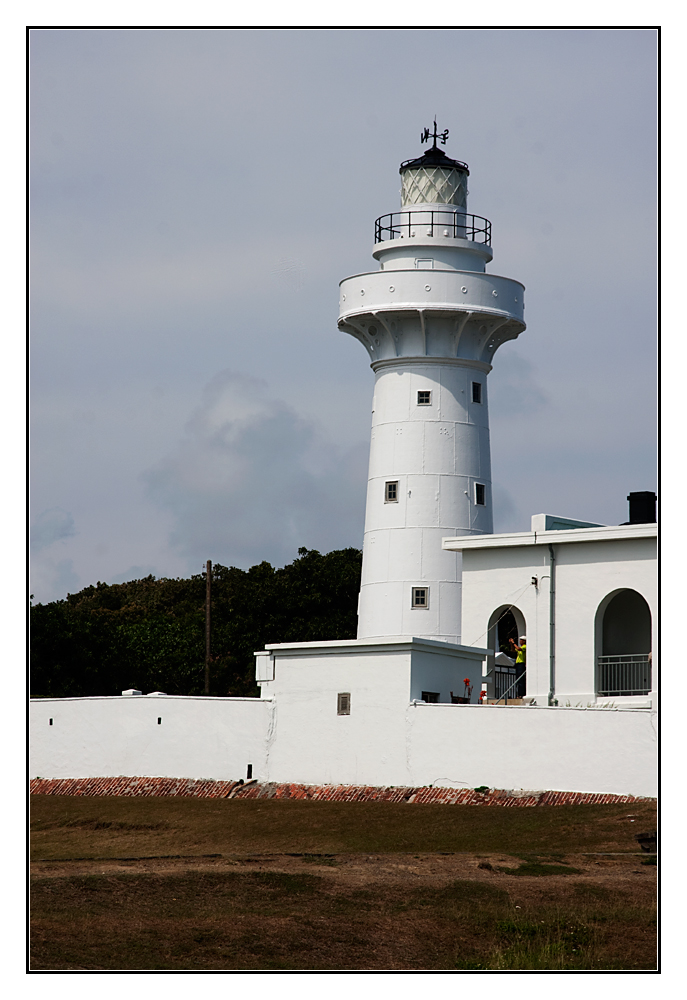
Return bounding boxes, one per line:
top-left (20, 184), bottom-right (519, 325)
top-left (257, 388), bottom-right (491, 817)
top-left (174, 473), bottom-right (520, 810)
top-left (406, 703), bottom-right (656, 797)
top-left (30, 695), bottom-right (272, 782)
top-left (30, 639), bottom-right (657, 797)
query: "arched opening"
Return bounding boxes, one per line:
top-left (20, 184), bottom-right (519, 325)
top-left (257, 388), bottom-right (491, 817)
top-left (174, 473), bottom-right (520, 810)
top-left (486, 605), bottom-right (526, 701)
top-left (596, 589), bottom-right (652, 696)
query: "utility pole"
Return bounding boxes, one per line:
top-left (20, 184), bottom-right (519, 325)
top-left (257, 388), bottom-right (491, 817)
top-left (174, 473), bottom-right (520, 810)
top-left (205, 560), bottom-right (212, 695)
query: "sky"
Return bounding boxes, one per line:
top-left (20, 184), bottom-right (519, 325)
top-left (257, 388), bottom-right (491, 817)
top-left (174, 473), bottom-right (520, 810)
top-left (29, 27), bottom-right (658, 604)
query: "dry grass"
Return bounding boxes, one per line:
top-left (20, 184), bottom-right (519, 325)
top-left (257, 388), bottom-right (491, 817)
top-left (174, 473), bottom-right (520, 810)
top-left (30, 795), bottom-right (657, 971)
top-left (30, 869), bottom-right (656, 971)
top-left (30, 795), bottom-right (656, 859)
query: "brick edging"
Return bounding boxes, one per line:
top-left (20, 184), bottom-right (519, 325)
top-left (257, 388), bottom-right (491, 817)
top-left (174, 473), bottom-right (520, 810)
top-left (28, 777), bottom-right (653, 806)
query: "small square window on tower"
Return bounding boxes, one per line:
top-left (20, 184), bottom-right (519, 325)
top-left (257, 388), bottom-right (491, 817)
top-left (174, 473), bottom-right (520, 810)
top-left (337, 692), bottom-right (351, 715)
top-left (417, 390), bottom-right (431, 405)
top-left (421, 691), bottom-right (439, 703)
top-left (412, 587), bottom-right (429, 608)
top-left (475, 483), bottom-right (486, 506)
top-left (472, 381), bottom-right (482, 404)
top-left (385, 481), bottom-right (398, 502)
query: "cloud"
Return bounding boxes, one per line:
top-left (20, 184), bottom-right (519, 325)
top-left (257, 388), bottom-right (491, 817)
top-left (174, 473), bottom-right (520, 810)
top-left (30, 557), bottom-right (80, 603)
top-left (30, 509), bottom-right (80, 601)
top-left (29, 30), bottom-right (656, 589)
top-left (488, 348), bottom-right (548, 419)
top-left (30, 508), bottom-right (76, 552)
top-left (492, 483), bottom-right (522, 534)
top-left (143, 370), bottom-right (368, 570)
top-left (108, 565), bottom-right (158, 584)
top-left (270, 256), bottom-right (306, 292)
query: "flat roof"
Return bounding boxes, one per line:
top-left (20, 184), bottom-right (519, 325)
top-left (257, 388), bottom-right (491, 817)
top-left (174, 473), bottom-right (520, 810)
top-left (259, 636), bottom-right (488, 656)
top-left (442, 523), bottom-right (657, 552)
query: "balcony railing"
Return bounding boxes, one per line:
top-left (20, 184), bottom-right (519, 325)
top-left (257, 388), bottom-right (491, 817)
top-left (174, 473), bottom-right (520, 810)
top-left (494, 665), bottom-right (526, 701)
top-left (374, 210), bottom-right (492, 245)
top-left (597, 654), bottom-right (652, 697)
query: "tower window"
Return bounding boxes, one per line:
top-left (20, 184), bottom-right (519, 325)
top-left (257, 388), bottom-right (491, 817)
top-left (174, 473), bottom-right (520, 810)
top-left (472, 382), bottom-right (482, 403)
top-left (475, 483), bottom-right (486, 505)
top-left (337, 692), bottom-right (351, 715)
top-left (412, 587), bottom-right (429, 608)
top-left (385, 481), bottom-right (398, 502)
top-left (421, 691), bottom-right (439, 703)
top-left (417, 391), bottom-right (431, 405)
top-left (415, 258), bottom-right (434, 268)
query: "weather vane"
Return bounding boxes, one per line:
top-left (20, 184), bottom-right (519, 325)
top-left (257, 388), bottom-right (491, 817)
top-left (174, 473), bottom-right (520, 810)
top-left (421, 118), bottom-right (449, 147)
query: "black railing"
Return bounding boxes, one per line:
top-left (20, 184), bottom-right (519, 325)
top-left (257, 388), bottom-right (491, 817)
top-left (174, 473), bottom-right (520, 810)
top-left (375, 210), bottom-right (492, 245)
top-left (495, 665), bottom-right (526, 701)
top-left (400, 157), bottom-right (469, 171)
top-left (597, 654), bottom-right (651, 697)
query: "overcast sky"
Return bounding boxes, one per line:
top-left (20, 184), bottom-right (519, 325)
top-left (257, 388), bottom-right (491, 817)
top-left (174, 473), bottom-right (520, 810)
top-left (29, 27), bottom-right (657, 603)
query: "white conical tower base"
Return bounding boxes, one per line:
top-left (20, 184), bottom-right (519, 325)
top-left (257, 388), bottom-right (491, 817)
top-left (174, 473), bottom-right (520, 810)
top-left (357, 357), bottom-right (492, 642)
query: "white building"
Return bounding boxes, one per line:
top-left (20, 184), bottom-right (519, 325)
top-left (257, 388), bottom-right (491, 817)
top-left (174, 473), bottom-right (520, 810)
top-left (29, 128), bottom-right (657, 798)
top-left (444, 507), bottom-right (656, 710)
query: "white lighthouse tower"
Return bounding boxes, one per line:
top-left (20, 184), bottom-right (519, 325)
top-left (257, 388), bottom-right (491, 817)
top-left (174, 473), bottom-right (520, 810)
top-left (339, 123), bottom-right (526, 644)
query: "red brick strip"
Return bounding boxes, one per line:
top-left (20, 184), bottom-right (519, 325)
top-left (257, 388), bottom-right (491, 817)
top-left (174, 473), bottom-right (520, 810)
top-left (28, 777), bottom-right (652, 806)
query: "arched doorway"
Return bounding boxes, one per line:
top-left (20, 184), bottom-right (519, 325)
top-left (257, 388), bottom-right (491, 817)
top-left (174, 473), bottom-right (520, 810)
top-left (596, 589), bottom-right (652, 696)
top-left (487, 605), bottom-right (526, 701)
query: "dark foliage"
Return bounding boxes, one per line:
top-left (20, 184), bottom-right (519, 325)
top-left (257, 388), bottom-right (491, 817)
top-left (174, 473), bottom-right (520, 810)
top-left (30, 548), bottom-right (362, 698)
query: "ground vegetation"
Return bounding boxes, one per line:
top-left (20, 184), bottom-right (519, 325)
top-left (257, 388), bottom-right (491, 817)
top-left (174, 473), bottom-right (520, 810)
top-left (30, 796), bottom-right (657, 971)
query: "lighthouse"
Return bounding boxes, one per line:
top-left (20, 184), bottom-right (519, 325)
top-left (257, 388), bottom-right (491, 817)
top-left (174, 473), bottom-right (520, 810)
top-left (339, 123), bottom-right (526, 644)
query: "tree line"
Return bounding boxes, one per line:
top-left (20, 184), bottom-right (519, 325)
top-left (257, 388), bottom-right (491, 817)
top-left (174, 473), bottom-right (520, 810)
top-left (30, 547), bottom-right (362, 698)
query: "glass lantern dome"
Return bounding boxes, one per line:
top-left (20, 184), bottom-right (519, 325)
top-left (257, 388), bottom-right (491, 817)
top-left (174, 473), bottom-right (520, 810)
top-left (399, 144), bottom-right (469, 209)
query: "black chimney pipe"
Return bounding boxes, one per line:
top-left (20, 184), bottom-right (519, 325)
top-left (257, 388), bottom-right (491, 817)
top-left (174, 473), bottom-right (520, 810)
top-left (627, 492), bottom-right (657, 524)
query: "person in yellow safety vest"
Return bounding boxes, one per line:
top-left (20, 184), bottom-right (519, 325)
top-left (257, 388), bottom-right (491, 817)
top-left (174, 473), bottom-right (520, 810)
top-left (509, 636), bottom-right (526, 665)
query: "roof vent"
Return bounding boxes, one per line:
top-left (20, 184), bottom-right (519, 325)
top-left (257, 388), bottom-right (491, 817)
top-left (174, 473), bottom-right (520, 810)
top-left (122, 689), bottom-right (143, 696)
top-left (626, 492), bottom-right (657, 524)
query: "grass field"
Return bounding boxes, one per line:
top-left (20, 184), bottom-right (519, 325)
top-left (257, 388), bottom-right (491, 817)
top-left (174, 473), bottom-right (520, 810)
top-left (30, 795), bottom-right (657, 971)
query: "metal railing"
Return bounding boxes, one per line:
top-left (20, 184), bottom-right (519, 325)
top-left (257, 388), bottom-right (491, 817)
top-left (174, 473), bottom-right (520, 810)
top-left (494, 666), bottom-right (526, 703)
top-left (597, 654), bottom-right (652, 697)
top-left (400, 156), bottom-right (469, 171)
top-left (374, 210), bottom-right (492, 245)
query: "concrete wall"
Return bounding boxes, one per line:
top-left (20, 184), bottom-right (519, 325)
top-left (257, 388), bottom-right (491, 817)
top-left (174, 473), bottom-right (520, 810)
top-left (30, 695), bottom-right (272, 782)
top-left (258, 638), bottom-right (486, 786)
top-left (406, 703), bottom-right (657, 797)
top-left (30, 635), bottom-right (657, 797)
